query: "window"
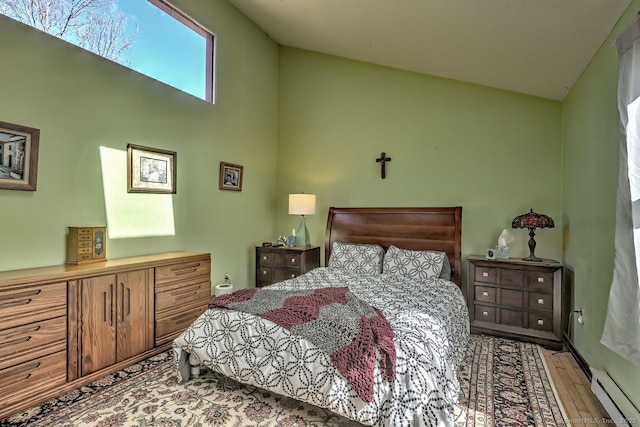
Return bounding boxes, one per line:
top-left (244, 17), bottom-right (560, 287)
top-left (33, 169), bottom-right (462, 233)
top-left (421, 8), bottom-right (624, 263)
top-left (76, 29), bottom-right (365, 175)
top-left (0, 0), bottom-right (215, 103)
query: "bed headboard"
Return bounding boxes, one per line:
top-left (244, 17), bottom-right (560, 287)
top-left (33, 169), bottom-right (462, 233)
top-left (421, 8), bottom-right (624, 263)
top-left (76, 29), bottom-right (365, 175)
top-left (324, 207), bottom-right (463, 286)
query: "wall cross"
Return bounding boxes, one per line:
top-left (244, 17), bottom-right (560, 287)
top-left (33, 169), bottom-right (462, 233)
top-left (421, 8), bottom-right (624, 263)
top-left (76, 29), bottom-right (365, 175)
top-left (375, 152), bottom-right (391, 179)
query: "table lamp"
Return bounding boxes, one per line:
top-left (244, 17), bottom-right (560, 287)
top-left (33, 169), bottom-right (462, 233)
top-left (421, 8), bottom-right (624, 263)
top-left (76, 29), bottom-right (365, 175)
top-left (288, 193), bottom-right (316, 247)
top-left (511, 209), bottom-right (554, 262)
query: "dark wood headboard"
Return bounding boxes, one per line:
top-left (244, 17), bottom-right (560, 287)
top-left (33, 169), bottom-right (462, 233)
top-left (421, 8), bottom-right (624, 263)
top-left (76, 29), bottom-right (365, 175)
top-left (324, 207), bottom-right (463, 286)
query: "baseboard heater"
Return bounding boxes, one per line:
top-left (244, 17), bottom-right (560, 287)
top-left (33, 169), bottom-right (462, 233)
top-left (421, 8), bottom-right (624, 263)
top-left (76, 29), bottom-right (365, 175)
top-left (590, 368), bottom-right (640, 426)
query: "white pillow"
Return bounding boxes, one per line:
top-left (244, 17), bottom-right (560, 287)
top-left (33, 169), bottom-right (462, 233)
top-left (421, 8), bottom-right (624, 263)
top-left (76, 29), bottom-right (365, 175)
top-left (328, 241), bottom-right (384, 275)
top-left (382, 245), bottom-right (445, 280)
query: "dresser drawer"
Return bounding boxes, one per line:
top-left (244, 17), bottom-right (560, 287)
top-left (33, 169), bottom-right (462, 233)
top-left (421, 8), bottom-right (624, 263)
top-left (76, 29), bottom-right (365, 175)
top-left (156, 280), bottom-right (211, 313)
top-left (475, 286), bottom-right (496, 303)
top-left (0, 316), bottom-right (67, 370)
top-left (0, 350), bottom-right (67, 402)
top-left (0, 282), bottom-right (67, 330)
top-left (475, 267), bottom-right (497, 283)
top-left (155, 259), bottom-right (211, 285)
top-left (528, 292), bottom-right (552, 311)
top-left (155, 301), bottom-right (209, 345)
top-left (273, 268), bottom-right (301, 282)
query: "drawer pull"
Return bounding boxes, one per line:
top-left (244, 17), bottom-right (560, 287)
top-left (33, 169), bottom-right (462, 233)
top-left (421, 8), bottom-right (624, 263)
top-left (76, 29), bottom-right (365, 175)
top-left (537, 298), bottom-right (545, 304)
top-left (482, 291), bottom-right (489, 297)
top-left (291, 258), bottom-right (296, 263)
top-left (537, 319), bottom-right (544, 325)
top-left (290, 273), bottom-right (296, 278)
top-left (537, 277), bottom-right (544, 283)
top-left (263, 256), bottom-right (267, 260)
top-left (0, 289), bottom-right (41, 309)
top-left (482, 311), bottom-right (488, 317)
top-left (482, 272), bottom-right (489, 277)
top-left (262, 270), bottom-right (268, 275)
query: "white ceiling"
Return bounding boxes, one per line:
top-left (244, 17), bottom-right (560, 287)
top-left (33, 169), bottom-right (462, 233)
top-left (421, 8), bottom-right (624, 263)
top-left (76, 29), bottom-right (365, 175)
top-left (227, 0), bottom-right (631, 100)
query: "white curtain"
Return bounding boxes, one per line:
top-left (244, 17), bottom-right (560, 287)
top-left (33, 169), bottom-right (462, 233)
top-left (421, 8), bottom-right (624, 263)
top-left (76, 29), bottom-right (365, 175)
top-left (601, 14), bottom-right (640, 367)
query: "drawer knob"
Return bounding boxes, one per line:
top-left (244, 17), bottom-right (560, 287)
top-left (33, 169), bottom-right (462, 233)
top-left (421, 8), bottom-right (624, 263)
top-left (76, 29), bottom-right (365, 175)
top-left (291, 258), bottom-right (296, 263)
top-left (290, 273), bottom-right (296, 278)
top-left (482, 272), bottom-right (489, 277)
top-left (262, 270), bottom-right (268, 275)
top-left (537, 319), bottom-right (544, 325)
top-left (537, 277), bottom-right (544, 283)
top-left (482, 291), bottom-right (489, 297)
top-left (482, 311), bottom-right (488, 316)
top-left (263, 256), bottom-right (267, 260)
top-left (537, 298), bottom-right (545, 304)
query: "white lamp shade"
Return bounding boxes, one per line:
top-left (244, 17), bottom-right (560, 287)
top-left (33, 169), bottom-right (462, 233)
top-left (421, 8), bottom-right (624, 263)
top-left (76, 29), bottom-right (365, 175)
top-left (288, 194), bottom-right (316, 215)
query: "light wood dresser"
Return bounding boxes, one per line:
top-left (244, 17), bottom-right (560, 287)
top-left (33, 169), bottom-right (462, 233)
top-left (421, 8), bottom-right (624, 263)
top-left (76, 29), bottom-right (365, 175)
top-left (0, 251), bottom-right (211, 419)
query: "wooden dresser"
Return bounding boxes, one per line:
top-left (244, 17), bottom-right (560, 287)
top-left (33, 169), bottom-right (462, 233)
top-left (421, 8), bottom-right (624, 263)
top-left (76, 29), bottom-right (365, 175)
top-left (0, 251), bottom-right (211, 419)
top-left (255, 246), bottom-right (320, 287)
top-left (467, 256), bottom-right (564, 350)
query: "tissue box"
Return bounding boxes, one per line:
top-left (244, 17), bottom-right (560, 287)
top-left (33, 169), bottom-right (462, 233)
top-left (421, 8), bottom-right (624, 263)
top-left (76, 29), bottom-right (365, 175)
top-left (496, 245), bottom-right (509, 259)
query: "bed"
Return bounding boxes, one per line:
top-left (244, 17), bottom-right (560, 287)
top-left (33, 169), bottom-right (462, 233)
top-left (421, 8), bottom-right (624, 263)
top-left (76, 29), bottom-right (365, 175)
top-left (173, 206), bottom-right (469, 426)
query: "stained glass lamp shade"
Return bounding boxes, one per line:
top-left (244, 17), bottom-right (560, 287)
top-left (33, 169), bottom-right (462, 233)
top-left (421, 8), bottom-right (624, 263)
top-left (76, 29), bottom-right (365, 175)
top-left (511, 209), bottom-right (554, 262)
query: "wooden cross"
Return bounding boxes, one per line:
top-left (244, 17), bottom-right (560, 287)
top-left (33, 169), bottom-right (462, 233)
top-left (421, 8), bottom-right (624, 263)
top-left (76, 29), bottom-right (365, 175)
top-left (376, 152), bottom-right (391, 179)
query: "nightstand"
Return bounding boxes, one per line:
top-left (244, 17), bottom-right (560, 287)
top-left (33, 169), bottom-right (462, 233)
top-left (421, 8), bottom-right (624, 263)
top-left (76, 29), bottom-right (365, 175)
top-left (467, 256), bottom-right (565, 350)
top-left (255, 246), bottom-right (321, 288)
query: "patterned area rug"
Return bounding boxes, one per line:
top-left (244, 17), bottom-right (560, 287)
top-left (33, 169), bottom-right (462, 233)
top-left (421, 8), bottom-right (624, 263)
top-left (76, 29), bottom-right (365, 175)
top-left (0, 335), bottom-right (568, 427)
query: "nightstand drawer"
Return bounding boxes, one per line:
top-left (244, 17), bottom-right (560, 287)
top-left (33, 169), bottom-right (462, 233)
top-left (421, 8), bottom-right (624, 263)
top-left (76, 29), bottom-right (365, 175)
top-left (286, 254), bottom-right (301, 267)
top-left (475, 305), bottom-right (496, 323)
top-left (528, 292), bottom-right (552, 310)
top-left (499, 289), bottom-right (524, 307)
top-left (527, 271), bottom-right (554, 290)
top-left (274, 269), bottom-right (301, 282)
top-left (255, 246), bottom-right (320, 288)
top-left (500, 269), bottom-right (525, 286)
top-left (258, 267), bottom-right (273, 281)
top-left (475, 286), bottom-right (496, 303)
top-left (528, 312), bottom-right (553, 331)
top-left (500, 308), bottom-right (524, 327)
top-left (258, 253), bottom-right (273, 265)
top-left (475, 267), bottom-right (497, 283)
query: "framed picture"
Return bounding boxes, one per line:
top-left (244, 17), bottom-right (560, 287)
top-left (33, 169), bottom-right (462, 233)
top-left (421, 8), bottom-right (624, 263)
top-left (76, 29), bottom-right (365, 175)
top-left (0, 120), bottom-right (40, 191)
top-left (219, 162), bottom-right (243, 191)
top-left (127, 144), bottom-right (177, 194)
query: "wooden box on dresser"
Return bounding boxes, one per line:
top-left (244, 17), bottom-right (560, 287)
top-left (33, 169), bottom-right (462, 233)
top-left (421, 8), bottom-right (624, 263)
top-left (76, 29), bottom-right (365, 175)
top-left (467, 255), bottom-right (565, 350)
top-left (0, 251), bottom-right (210, 420)
top-left (256, 246), bottom-right (320, 288)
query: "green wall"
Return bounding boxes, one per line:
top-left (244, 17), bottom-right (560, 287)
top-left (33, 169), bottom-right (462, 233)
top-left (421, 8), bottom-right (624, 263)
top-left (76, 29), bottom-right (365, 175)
top-left (276, 47), bottom-right (563, 274)
top-left (562, 1), bottom-right (640, 409)
top-left (0, 0), bottom-right (280, 289)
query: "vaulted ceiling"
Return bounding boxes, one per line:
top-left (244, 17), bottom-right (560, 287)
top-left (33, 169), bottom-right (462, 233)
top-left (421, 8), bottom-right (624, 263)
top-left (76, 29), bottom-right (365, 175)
top-left (228, 0), bottom-right (632, 100)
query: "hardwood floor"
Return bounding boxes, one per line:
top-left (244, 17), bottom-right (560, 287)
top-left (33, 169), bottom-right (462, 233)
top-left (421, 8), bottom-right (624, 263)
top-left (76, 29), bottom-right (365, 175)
top-left (542, 348), bottom-right (610, 426)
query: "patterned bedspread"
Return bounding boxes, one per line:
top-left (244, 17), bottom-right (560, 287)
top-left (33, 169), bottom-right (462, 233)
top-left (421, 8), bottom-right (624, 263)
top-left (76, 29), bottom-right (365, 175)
top-left (173, 267), bottom-right (470, 426)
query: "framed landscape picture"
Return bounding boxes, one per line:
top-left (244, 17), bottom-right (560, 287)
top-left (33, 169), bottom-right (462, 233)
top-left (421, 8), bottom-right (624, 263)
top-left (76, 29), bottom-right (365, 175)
top-left (219, 162), bottom-right (243, 191)
top-left (127, 144), bottom-right (177, 194)
top-left (0, 120), bottom-right (40, 191)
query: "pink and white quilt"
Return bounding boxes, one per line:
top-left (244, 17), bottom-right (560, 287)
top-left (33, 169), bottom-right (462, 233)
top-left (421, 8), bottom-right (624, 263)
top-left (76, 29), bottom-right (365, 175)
top-left (173, 267), bottom-right (470, 426)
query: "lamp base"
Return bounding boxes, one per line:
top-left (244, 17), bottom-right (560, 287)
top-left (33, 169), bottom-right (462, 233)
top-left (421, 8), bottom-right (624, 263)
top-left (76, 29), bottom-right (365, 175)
top-left (296, 216), bottom-right (311, 247)
top-left (522, 256), bottom-right (544, 262)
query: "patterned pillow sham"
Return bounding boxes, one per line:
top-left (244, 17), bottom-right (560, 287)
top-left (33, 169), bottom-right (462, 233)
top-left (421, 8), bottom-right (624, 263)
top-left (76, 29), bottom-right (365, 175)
top-left (382, 245), bottom-right (445, 280)
top-left (328, 241), bottom-right (385, 275)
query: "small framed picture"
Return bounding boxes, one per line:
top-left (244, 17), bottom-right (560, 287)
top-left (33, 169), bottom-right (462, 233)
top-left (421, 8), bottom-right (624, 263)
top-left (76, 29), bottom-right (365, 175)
top-left (485, 248), bottom-right (496, 260)
top-left (127, 144), bottom-right (177, 194)
top-left (219, 162), bottom-right (243, 191)
top-left (0, 120), bottom-right (40, 191)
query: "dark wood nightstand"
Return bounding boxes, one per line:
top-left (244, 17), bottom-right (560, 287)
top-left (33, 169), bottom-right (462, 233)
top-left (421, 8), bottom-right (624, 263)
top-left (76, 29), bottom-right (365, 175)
top-left (467, 255), bottom-right (565, 350)
top-left (255, 246), bottom-right (320, 288)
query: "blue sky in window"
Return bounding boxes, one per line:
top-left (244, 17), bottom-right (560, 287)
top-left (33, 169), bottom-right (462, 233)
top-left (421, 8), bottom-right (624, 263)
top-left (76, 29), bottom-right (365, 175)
top-left (118, 0), bottom-right (206, 99)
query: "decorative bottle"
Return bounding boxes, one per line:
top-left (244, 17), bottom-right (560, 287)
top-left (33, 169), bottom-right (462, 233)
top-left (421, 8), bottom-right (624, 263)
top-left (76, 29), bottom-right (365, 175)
top-left (288, 229), bottom-right (297, 247)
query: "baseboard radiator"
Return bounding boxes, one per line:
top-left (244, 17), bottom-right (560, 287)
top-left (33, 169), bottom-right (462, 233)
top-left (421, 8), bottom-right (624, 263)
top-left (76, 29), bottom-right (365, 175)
top-left (590, 368), bottom-right (640, 426)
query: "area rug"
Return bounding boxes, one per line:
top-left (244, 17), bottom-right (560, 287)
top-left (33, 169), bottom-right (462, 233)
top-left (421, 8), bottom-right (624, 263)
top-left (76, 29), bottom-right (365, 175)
top-left (0, 334), bottom-right (568, 427)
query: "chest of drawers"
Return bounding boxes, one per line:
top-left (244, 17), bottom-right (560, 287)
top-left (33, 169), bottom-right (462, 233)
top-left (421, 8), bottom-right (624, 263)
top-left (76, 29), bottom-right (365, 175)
top-left (467, 256), bottom-right (564, 349)
top-left (256, 246), bottom-right (320, 287)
